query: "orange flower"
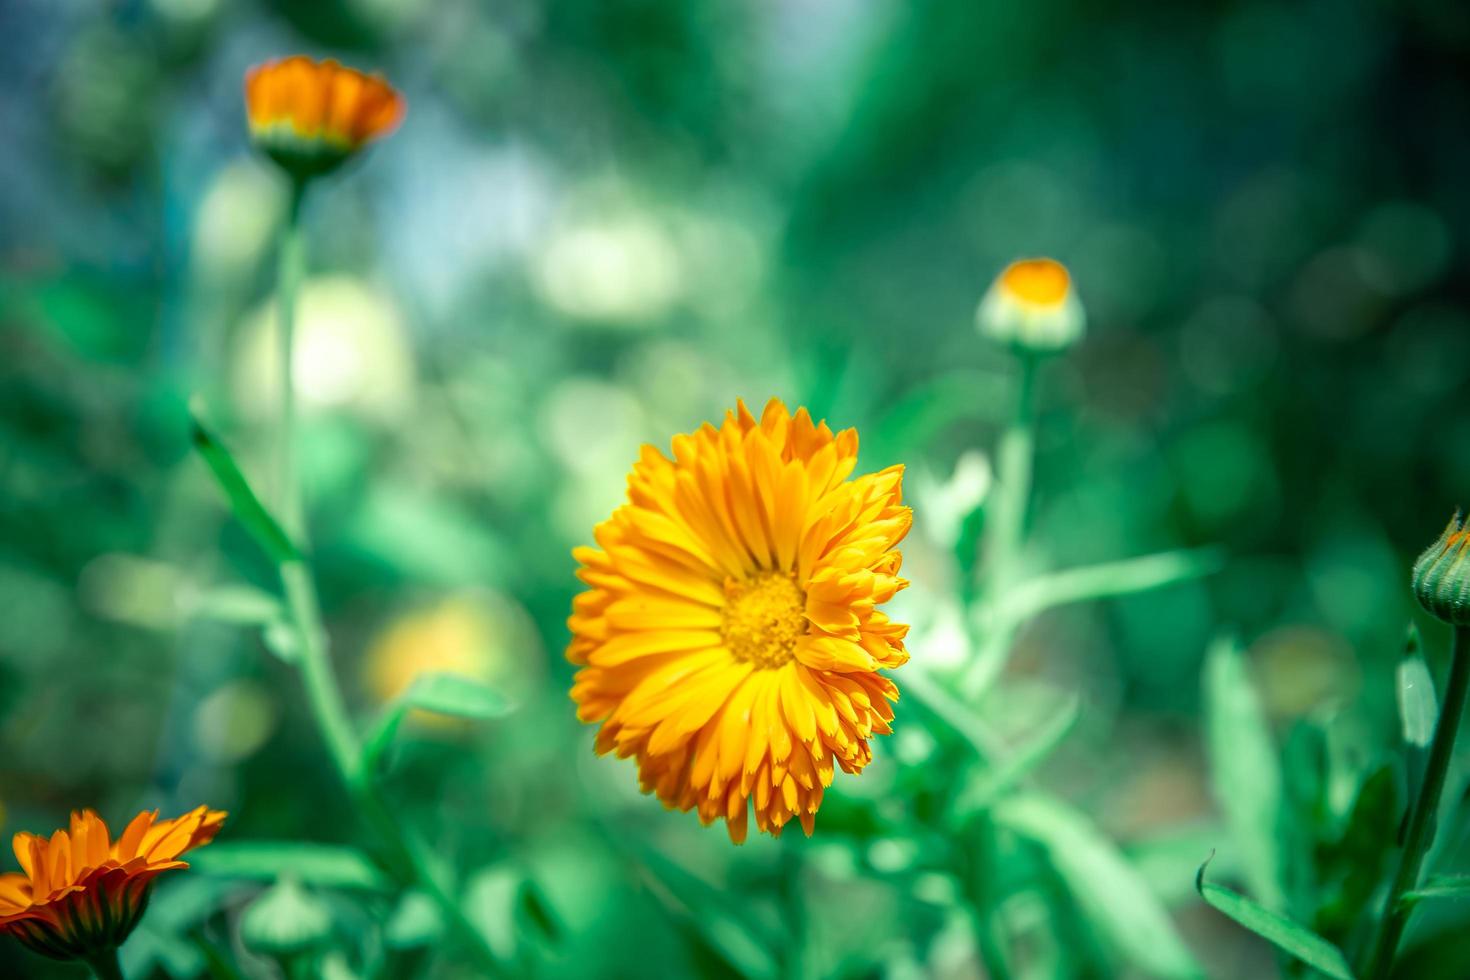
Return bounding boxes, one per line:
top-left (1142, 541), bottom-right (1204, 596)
top-left (976, 257), bottom-right (1086, 352)
top-left (567, 399), bottom-right (911, 842)
top-left (245, 56), bottom-right (404, 179)
top-left (0, 807), bottom-right (226, 961)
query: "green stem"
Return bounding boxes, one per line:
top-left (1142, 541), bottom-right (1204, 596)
top-left (1363, 625), bottom-right (1470, 979)
top-left (961, 352), bottom-right (1040, 699)
top-left (277, 179), bottom-right (306, 537)
top-left (84, 947), bottom-right (125, 980)
top-left (270, 181), bottom-right (505, 976)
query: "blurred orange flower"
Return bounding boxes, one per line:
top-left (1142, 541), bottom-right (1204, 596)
top-left (977, 256), bottom-right (1086, 351)
top-left (245, 56), bottom-right (404, 179)
top-left (568, 399), bottom-right (911, 842)
top-left (0, 807), bottom-right (226, 961)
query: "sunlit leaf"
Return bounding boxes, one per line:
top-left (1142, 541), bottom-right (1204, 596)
top-left (1195, 856), bottom-right (1355, 980)
top-left (997, 794), bottom-right (1202, 979)
top-left (402, 672), bottom-right (513, 720)
top-left (190, 411), bottom-right (301, 565)
top-left (1397, 634), bottom-right (1437, 750)
top-left (179, 583), bottom-right (283, 626)
top-left (190, 842), bottom-right (391, 891)
top-left (1004, 547), bottom-right (1225, 622)
top-left (1204, 635), bottom-right (1285, 911)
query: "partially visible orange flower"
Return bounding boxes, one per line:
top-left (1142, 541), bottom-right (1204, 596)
top-left (0, 807), bottom-right (226, 961)
top-left (567, 399), bottom-right (911, 843)
top-left (245, 56), bottom-right (404, 179)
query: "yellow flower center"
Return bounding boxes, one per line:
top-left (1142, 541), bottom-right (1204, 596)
top-left (722, 571), bottom-right (807, 669)
top-left (1000, 258), bottom-right (1071, 306)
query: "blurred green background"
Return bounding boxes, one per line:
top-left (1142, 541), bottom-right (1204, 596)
top-left (4, 0), bottom-right (1470, 976)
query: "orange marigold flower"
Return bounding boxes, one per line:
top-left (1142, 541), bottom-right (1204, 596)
top-left (567, 399), bottom-right (911, 843)
top-left (245, 56), bottom-right (404, 179)
top-left (0, 807), bottom-right (226, 961)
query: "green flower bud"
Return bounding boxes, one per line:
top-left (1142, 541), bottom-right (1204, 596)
top-left (1412, 512), bottom-right (1470, 625)
top-left (241, 876), bottom-right (333, 958)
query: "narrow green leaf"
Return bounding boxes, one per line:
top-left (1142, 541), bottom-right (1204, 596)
top-left (1196, 856), bottom-right (1355, 979)
top-left (191, 413), bottom-right (301, 564)
top-left (1005, 547), bottom-right (1225, 621)
top-left (636, 845), bottom-right (782, 979)
top-left (997, 794), bottom-right (1202, 979)
top-left (1204, 635), bottom-right (1285, 911)
top-left (952, 695), bottom-right (1079, 818)
top-left (190, 842), bottom-right (391, 891)
top-left (402, 672), bottom-right (514, 721)
top-left (363, 673), bottom-right (515, 775)
top-left (1402, 874), bottom-right (1470, 906)
top-left (180, 583), bottom-right (284, 625)
top-left (1397, 648), bottom-right (1437, 749)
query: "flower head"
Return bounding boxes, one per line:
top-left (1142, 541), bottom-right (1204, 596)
top-left (0, 807), bottom-right (226, 960)
top-left (567, 399), bottom-right (911, 842)
top-left (976, 257), bottom-right (1086, 352)
top-left (245, 56), bottom-right (404, 180)
top-left (1413, 512), bottom-right (1470, 626)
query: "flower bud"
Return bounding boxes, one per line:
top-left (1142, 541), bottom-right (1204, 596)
top-left (241, 876), bottom-right (332, 958)
top-left (976, 258), bottom-right (1085, 353)
top-left (1412, 512), bottom-right (1470, 626)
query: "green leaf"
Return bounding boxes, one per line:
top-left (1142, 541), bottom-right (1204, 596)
top-left (1402, 874), bottom-right (1470, 906)
top-left (1004, 547), bottom-right (1225, 622)
top-left (1196, 856), bottom-right (1355, 979)
top-left (1203, 635), bottom-right (1285, 911)
top-left (385, 891), bottom-right (446, 950)
top-left (190, 842), bottom-right (391, 891)
top-left (191, 412), bottom-right (301, 565)
top-left (1397, 642), bottom-right (1437, 750)
top-left (952, 695), bottom-right (1079, 818)
top-left (363, 673), bottom-right (514, 774)
top-left (179, 583), bottom-right (284, 625)
top-left (636, 845), bottom-right (782, 979)
top-left (996, 794), bottom-right (1202, 979)
top-left (402, 672), bottom-right (514, 720)
top-left (1313, 766), bottom-right (1398, 942)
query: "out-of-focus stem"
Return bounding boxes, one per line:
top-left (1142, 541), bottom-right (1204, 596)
top-left (84, 948), bottom-right (125, 980)
top-left (1363, 625), bottom-right (1470, 980)
top-left (962, 352), bottom-right (1040, 699)
top-left (270, 180), bottom-right (504, 976)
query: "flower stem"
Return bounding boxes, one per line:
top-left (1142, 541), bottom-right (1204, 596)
top-left (84, 948), bottom-right (125, 980)
top-left (962, 351), bottom-right (1040, 699)
top-left (270, 180), bottom-right (504, 976)
top-left (1363, 624), bottom-right (1470, 979)
top-left (277, 179), bottom-right (306, 536)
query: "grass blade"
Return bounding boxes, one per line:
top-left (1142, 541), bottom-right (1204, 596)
top-left (997, 793), bottom-right (1202, 979)
top-left (1204, 635), bottom-right (1285, 911)
top-left (1196, 856), bottom-right (1355, 979)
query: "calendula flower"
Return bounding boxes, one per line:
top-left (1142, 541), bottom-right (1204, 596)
top-left (976, 257), bottom-right (1086, 352)
top-left (245, 56), bottom-right (404, 180)
top-left (568, 399), bottom-right (911, 842)
top-left (0, 806), bottom-right (226, 962)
